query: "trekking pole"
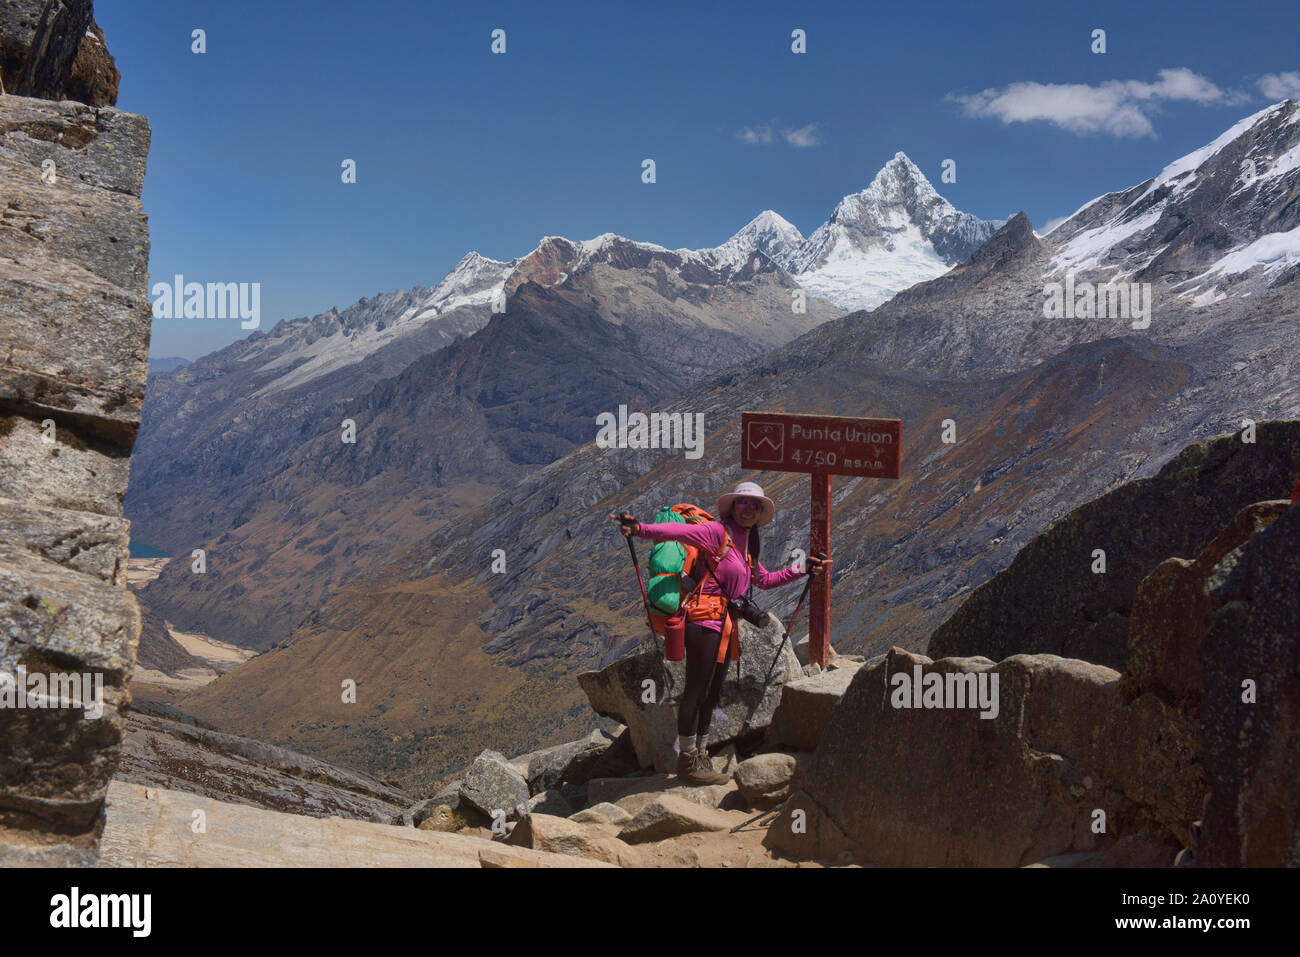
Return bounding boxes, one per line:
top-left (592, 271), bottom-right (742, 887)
top-left (730, 796), bottom-right (791, 833)
top-left (622, 520), bottom-right (674, 700)
top-left (732, 552), bottom-right (824, 743)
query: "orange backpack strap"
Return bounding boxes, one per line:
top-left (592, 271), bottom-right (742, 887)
top-left (682, 524), bottom-right (735, 619)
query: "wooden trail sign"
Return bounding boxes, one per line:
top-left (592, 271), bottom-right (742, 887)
top-left (740, 412), bottom-right (902, 667)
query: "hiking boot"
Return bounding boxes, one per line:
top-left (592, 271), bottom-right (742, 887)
top-left (675, 747), bottom-right (700, 778)
top-left (681, 749), bottom-right (729, 786)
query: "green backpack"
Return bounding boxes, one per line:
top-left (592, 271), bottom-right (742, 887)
top-left (646, 503), bottom-right (719, 617)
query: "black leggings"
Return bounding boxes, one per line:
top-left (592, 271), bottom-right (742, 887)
top-left (677, 622), bottom-right (728, 737)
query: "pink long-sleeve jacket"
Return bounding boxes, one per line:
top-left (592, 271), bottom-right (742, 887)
top-left (635, 516), bottom-right (804, 633)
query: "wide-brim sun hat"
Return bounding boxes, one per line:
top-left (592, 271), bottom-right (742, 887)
top-left (717, 481), bottom-right (775, 526)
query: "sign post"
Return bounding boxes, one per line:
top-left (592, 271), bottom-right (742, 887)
top-left (740, 411), bottom-right (901, 668)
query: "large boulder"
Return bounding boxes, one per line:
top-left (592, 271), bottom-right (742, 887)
top-left (765, 666), bottom-right (860, 750)
top-left (457, 750), bottom-right (530, 821)
top-left (1200, 503), bottom-right (1300, 866)
top-left (513, 728), bottom-right (614, 794)
top-left (734, 752), bottom-right (805, 810)
top-left (766, 648), bottom-right (1194, 866)
top-left (578, 614), bottom-right (800, 770)
top-left (928, 422), bottom-right (1300, 669)
top-left (506, 813), bottom-right (640, 867)
top-left (617, 794), bottom-right (740, 844)
top-left (0, 97), bottom-right (152, 445)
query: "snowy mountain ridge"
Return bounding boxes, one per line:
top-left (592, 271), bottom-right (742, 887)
top-left (1045, 99), bottom-right (1300, 305)
top-left (217, 153), bottom-right (1003, 396)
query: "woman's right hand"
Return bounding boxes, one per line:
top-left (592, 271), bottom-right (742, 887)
top-left (609, 512), bottom-right (640, 537)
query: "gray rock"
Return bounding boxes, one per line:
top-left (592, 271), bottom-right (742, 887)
top-left (115, 709), bottom-right (409, 824)
top-left (506, 813), bottom-right (640, 867)
top-left (929, 423), bottom-right (1300, 670)
top-left (734, 752), bottom-right (802, 810)
top-left (765, 667), bottom-right (858, 750)
top-left (515, 728), bottom-right (612, 794)
top-left (617, 794), bottom-right (737, 844)
top-left (458, 750), bottom-right (530, 821)
top-left (0, 98), bottom-right (152, 446)
top-left (432, 779), bottom-right (462, 806)
top-left (514, 789), bottom-right (573, 819)
top-left (570, 802), bottom-right (632, 826)
top-left (578, 613), bottom-right (801, 771)
top-left (587, 773), bottom-right (740, 812)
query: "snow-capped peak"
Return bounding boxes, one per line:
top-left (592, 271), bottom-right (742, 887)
top-left (854, 151), bottom-right (941, 207)
top-left (781, 151), bottom-right (1004, 309)
top-left (712, 210), bottom-right (806, 269)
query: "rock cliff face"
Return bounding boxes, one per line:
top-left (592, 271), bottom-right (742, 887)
top-left (0, 9), bottom-right (150, 864)
top-left (928, 421), bottom-right (1300, 668)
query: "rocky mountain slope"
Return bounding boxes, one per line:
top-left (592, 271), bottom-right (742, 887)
top-left (170, 102), bottom-right (1300, 786)
top-left (0, 2), bottom-right (150, 866)
top-left (132, 254), bottom-right (840, 650)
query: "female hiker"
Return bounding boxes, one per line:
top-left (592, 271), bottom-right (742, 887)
top-left (609, 481), bottom-right (829, 785)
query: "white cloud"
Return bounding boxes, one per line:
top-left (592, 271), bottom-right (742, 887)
top-left (781, 123), bottom-right (821, 148)
top-left (737, 122), bottom-right (820, 147)
top-left (1258, 72), bottom-right (1300, 100)
top-left (950, 69), bottom-right (1241, 138)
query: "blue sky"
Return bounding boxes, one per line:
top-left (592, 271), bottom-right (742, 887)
top-left (98, 0), bottom-right (1300, 360)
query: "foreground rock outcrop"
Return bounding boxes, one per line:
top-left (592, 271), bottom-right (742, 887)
top-left (0, 9), bottom-right (150, 864)
top-left (763, 435), bottom-right (1299, 866)
top-left (766, 648), bottom-right (1193, 866)
top-left (100, 781), bottom-right (610, 868)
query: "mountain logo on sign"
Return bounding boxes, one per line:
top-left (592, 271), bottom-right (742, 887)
top-left (747, 422), bottom-right (784, 463)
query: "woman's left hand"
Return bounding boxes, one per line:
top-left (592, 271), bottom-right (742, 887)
top-left (805, 555), bottom-right (831, 577)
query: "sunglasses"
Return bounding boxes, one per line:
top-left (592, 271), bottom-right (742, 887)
top-left (734, 498), bottom-right (763, 510)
